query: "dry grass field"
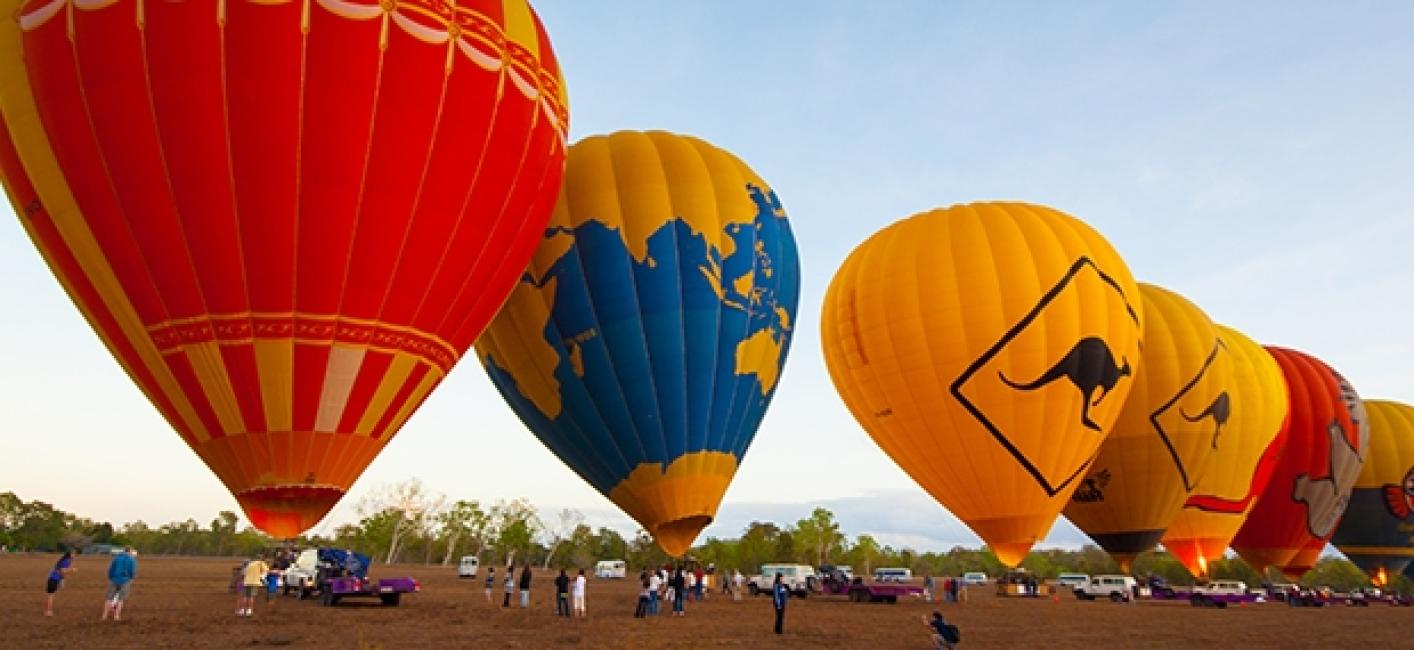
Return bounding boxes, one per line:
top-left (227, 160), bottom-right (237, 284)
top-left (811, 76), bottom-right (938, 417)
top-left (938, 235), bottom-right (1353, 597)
top-left (1, 554), bottom-right (1407, 648)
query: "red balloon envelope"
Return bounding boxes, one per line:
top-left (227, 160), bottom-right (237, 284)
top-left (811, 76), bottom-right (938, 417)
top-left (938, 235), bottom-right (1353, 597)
top-left (1231, 347), bottom-right (1369, 574)
top-left (0, 0), bottom-right (567, 536)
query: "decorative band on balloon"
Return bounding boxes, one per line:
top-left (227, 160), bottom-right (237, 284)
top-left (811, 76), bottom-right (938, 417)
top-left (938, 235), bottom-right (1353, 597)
top-left (14, 0), bottom-right (569, 140)
top-left (146, 313), bottom-right (459, 372)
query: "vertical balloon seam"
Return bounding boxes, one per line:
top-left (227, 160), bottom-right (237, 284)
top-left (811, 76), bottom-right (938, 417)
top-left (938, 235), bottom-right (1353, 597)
top-left (748, 198), bottom-right (799, 463)
top-left (674, 134), bottom-right (714, 518)
top-left (715, 152), bottom-right (765, 488)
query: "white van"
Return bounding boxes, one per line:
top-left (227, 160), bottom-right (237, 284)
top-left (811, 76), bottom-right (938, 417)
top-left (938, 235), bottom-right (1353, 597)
top-left (457, 555), bottom-right (479, 578)
top-left (595, 560), bottom-right (626, 579)
top-left (1075, 575), bottom-right (1137, 602)
top-left (873, 567), bottom-right (913, 583)
top-left (961, 572), bottom-right (988, 586)
top-left (1056, 573), bottom-right (1090, 589)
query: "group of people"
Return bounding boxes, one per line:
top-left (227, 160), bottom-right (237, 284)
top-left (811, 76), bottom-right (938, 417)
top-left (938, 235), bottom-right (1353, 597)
top-left (43, 546), bottom-right (138, 621)
top-left (484, 563), bottom-right (587, 617)
top-left (922, 574), bottom-right (965, 602)
top-left (631, 564), bottom-right (716, 618)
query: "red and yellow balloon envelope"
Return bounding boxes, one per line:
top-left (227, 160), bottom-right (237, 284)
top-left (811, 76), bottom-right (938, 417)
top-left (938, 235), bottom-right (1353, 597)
top-left (821, 202), bottom-right (1143, 567)
top-left (1161, 325), bottom-right (1289, 577)
top-left (0, 0), bottom-right (567, 536)
top-left (477, 131), bottom-right (800, 556)
top-left (1062, 284), bottom-right (1231, 571)
top-left (1232, 348), bottom-right (1368, 579)
top-left (1331, 400), bottom-right (1414, 579)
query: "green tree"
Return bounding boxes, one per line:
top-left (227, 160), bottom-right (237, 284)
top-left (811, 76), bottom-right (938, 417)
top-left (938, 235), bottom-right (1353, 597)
top-left (736, 522), bottom-right (782, 574)
top-left (438, 500), bottom-right (487, 566)
top-left (1300, 557), bottom-right (1371, 591)
top-left (847, 534), bottom-right (881, 575)
top-left (210, 511), bottom-right (239, 556)
top-left (492, 498), bottom-right (541, 566)
top-left (791, 507), bottom-right (845, 566)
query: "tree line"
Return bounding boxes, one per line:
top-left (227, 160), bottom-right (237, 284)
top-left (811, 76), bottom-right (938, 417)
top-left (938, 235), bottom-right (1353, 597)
top-left (3, 484), bottom-right (1408, 595)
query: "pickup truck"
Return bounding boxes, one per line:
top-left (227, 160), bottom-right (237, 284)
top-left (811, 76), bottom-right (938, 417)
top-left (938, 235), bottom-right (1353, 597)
top-left (283, 547), bottom-right (420, 606)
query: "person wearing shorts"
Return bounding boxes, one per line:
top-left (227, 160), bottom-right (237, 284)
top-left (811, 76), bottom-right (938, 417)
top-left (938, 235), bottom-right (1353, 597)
top-left (101, 547), bottom-right (137, 621)
top-left (237, 555), bottom-right (271, 617)
top-left (44, 551), bottom-right (75, 616)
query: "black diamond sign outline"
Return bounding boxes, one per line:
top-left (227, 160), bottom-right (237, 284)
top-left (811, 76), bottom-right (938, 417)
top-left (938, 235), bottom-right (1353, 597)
top-left (949, 256), bottom-right (1142, 497)
top-left (1149, 339), bottom-right (1227, 492)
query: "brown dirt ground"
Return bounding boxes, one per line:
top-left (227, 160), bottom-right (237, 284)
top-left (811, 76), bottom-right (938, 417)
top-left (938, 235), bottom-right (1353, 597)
top-left (1, 554), bottom-right (1408, 648)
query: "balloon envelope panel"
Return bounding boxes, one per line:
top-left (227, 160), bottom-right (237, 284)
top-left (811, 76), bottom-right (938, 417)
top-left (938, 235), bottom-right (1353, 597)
top-left (0, 0), bottom-right (568, 536)
top-left (821, 202), bottom-right (1143, 567)
top-left (477, 131), bottom-right (800, 556)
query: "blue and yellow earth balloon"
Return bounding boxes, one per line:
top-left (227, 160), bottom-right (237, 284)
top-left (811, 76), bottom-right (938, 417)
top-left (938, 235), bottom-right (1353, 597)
top-left (476, 130), bottom-right (800, 555)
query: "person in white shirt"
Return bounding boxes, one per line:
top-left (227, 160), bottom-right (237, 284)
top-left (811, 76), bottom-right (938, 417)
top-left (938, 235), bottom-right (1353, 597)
top-left (572, 569), bottom-right (587, 617)
top-left (648, 571), bottom-right (662, 615)
top-left (733, 570), bottom-right (745, 601)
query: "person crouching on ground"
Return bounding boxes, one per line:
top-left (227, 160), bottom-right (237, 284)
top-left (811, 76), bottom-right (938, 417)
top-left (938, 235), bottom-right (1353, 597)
top-left (922, 611), bottom-right (961, 648)
top-left (237, 553), bottom-right (271, 617)
top-left (44, 550), bottom-right (75, 617)
top-left (101, 547), bottom-right (137, 622)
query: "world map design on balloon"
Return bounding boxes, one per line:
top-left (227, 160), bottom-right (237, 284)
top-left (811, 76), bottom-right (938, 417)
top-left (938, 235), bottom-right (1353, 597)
top-left (478, 180), bottom-right (799, 537)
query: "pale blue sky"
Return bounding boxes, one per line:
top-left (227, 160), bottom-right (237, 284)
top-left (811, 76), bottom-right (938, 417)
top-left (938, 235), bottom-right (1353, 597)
top-left (2, 2), bottom-right (1411, 551)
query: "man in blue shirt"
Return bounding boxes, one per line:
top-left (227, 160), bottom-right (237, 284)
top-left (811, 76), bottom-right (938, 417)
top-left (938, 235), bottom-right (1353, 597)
top-left (102, 547), bottom-right (138, 621)
top-left (772, 573), bottom-right (789, 635)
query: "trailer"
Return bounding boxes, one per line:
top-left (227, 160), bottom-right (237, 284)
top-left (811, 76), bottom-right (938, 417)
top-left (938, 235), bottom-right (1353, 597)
top-left (284, 548), bottom-right (421, 607)
top-left (1149, 586), bottom-right (1259, 608)
top-left (816, 569), bottom-right (924, 603)
top-left (321, 574), bottom-right (421, 607)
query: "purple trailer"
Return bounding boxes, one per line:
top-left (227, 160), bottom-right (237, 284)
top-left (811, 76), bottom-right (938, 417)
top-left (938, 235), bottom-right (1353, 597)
top-left (1149, 587), bottom-right (1259, 608)
top-left (817, 571), bottom-right (924, 603)
top-left (320, 575), bottom-right (421, 607)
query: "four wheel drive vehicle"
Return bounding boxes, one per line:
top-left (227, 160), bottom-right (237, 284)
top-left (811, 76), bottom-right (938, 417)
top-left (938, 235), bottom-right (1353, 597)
top-left (282, 547), bottom-right (420, 606)
top-left (816, 567), bottom-right (925, 603)
top-left (748, 564), bottom-right (817, 597)
top-left (457, 555), bottom-right (480, 578)
top-left (873, 567), bottom-right (913, 583)
top-left (817, 564), bottom-right (854, 581)
top-left (595, 560), bottom-right (627, 579)
top-left (1074, 575), bottom-right (1138, 602)
top-left (1193, 580), bottom-right (1248, 596)
top-left (961, 572), bottom-right (988, 586)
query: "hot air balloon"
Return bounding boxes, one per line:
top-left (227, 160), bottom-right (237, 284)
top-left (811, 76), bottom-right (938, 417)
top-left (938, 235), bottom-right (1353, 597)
top-left (1331, 400), bottom-right (1414, 578)
top-left (0, 0), bottom-right (568, 537)
top-left (476, 130), bottom-right (800, 556)
top-left (1161, 325), bottom-right (1290, 577)
top-left (821, 202), bottom-right (1143, 567)
top-left (1062, 283), bottom-right (1231, 571)
top-left (1231, 348), bottom-right (1368, 577)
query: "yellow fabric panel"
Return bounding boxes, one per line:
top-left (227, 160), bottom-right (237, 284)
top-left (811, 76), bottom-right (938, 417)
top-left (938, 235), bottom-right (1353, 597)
top-left (254, 340), bottom-right (294, 432)
top-left (608, 451), bottom-right (738, 557)
top-left (1356, 400), bottom-right (1414, 488)
top-left (354, 353), bottom-right (419, 435)
top-left (0, 10), bottom-right (211, 441)
top-left (1161, 325), bottom-right (1289, 571)
top-left (184, 342), bottom-right (249, 436)
top-left (1063, 284), bottom-right (1230, 541)
top-left (822, 202), bottom-right (1143, 567)
top-left (500, 0), bottom-right (538, 59)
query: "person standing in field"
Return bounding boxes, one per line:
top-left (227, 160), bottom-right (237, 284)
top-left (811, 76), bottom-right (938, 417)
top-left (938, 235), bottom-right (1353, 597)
top-left (518, 563), bottom-right (532, 608)
top-left (923, 573), bottom-right (936, 603)
top-left (733, 570), bottom-right (745, 601)
top-left (634, 571), bottom-right (650, 618)
top-left (502, 564), bottom-right (515, 608)
top-left (101, 547), bottom-right (137, 622)
top-left (236, 553), bottom-right (271, 617)
top-left (44, 550), bottom-right (75, 616)
top-left (671, 567), bottom-right (687, 617)
top-left (572, 569), bottom-right (587, 617)
top-left (648, 568), bottom-right (662, 615)
top-left (554, 569), bottom-right (571, 617)
top-left (694, 565), bottom-right (706, 601)
top-left (484, 566), bottom-right (496, 604)
top-left (771, 573), bottom-right (788, 635)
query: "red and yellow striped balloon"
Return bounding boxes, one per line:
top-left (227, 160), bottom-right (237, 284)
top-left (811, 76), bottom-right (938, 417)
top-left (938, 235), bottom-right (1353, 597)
top-left (0, 0), bottom-right (567, 536)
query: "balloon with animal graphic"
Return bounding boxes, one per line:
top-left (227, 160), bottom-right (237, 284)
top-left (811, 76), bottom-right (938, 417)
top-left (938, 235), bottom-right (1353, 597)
top-left (1231, 348), bottom-right (1369, 578)
top-left (0, 0), bottom-right (568, 537)
top-left (821, 201), bottom-right (1144, 567)
top-left (477, 131), bottom-right (800, 556)
top-left (1330, 400), bottom-right (1414, 580)
top-left (1161, 325), bottom-right (1290, 578)
top-left (1063, 283), bottom-right (1231, 571)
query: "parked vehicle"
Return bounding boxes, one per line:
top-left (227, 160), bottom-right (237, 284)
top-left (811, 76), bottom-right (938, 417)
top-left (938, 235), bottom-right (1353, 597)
top-left (748, 564), bottom-right (817, 597)
top-left (595, 560), bottom-right (627, 579)
top-left (1056, 573), bottom-right (1090, 589)
top-left (1148, 581), bottom-right (1258, 608)
top-left (818, 564), bottom-right (855, 581)
top-left (873, 567), bottom-right (913, 583)
top-left (1194, 580), bottom-right (1248, 596)
top-left (457, 555), bottom-right (480, 578)
top-left (816, 566), bottom-right (924, 603)
top-left (282, 548), bottom-right (420, 606)
top-left (1074, 575), bottom-right (1138, 602)
top-left (961, 572), bottom-right (988, 586)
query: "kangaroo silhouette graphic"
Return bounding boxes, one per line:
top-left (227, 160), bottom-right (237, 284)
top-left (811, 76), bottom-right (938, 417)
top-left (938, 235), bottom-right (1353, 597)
top-left (1182, 391), bottom-right (1231, 449)
top-left (998, 336), bottom-right (1131, 431)
top-left (1292, 420), bottom-right (1364, 538)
